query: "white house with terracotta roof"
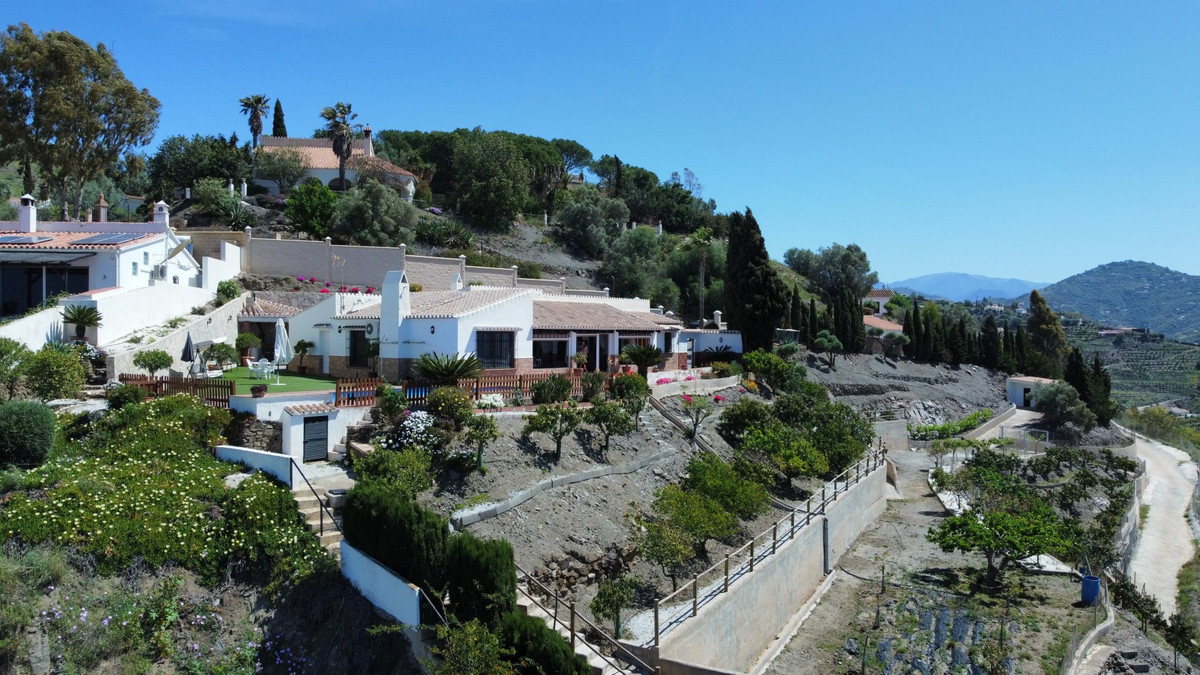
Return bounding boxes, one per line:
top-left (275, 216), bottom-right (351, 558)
top-left (254, 127), bottom-right (416, 199)
top-left (862, 315), bottom-right (906, 355)
top-left (862, 289), bottom-right (896, 316)
top-left (278, 270), bottom-right (692, 379)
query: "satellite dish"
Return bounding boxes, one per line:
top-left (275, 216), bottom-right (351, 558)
top-left (165, 241), bottom-right (189, 260)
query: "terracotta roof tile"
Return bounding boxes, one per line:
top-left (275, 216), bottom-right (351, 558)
top-left (863, 315), bottom-right (904, 332)
top-left (258, 136), bottom-right (416, 178)
top-left (865, 289), bottom-right (896, 299)
top-left (239, 298), bottom-right (306, 319)
top-left (410, 288), bottom-right (531, 318)
top-left (283, 403), bottom-right (338, 416)
top-left (534, 301), bottom-right (663, 332)
top-left (632, 311), bottom-right (683, 326)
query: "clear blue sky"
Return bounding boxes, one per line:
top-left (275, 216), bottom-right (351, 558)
top-left (18, 1), bottom-right (1200, 283)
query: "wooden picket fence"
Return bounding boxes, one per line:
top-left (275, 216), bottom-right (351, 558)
top-left (117, 374), bottom-right (236, 409)
top-left (342, 372), bottom-right (617, 408)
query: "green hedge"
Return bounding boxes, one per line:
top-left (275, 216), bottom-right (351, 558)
top-left (0, 400), bottom-right (55, 467)
top-left (342, 482), bottom-right (448, 598)
top-left (500, 610), bottom-right (590, 674)
top-left (446, 532), bottom-right (516, 629)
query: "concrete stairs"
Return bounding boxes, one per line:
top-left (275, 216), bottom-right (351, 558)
top-left (515, 584), bottom-right (636, 675)
top-left (292, 489), bottom-right (343, 559)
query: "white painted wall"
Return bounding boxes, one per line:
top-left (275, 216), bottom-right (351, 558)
top-left (201, 241), bottom-right (242, 290)
top-left (228, 391), bottom-right (336, 421)
top-left (281, 406), bottom-right (367, 462)
top-left (680, 330), bottom-right (743, 354)
top-left (65, 283), bottom-right (215, 346)
top-left (214, 444), bottom-right (301, 488)
top-left (0, 305), bottom-right (67, 349)
top-left (340, 542), bottom-right (421, 625)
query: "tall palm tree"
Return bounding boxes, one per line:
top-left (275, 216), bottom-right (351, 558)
top-left (239, 95), bottom-right (271, 149)
top-left (320, 102), bottom-right (358, 190)
top-left (682, 227), bottom-right (714, 324)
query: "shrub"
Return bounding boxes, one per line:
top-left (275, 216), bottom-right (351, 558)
top-left (192, 177), bottom-right (237, 215)
top-left (235, 332), bottom-right (262, 353)
top-left (413, 352), bottom-right (482, 385)
top-left (907, 409), bottom-right (993, 441)
top-left (580, 371), bottom-right (606, 403)
top-left (446, 532), bottom-right (516, 629)
top-left (26, 345), bottom-right (85, 401)
top-left (215, 279), bottom-right (240, 306)
top-left (775, 340), bottom-right (800, 359)
top-left (354, 448), bottom-right (431, 500)
top-left (1034, 382), bottom-right (1097, 432)
top-left (716, 398), bottom-right (774, 445)
top-left (105, 383), bottom-right (146, 411)
top-left (585, 401), bottom-right (635, 457)
top-left (610, 373), bottom-right (649, 427)
top-left (741, 349), bottom-right (805, 395)
top-left (132, 349), bottom-right (173, 377)
top-left (682, 451), bottom-right (770, 519)
top-left (342, 482), bottom-right (448, 599)
top-left (742, 420), bottom-right (829, 478)
top-left (499, 610), bottom-right (590, 675)
top-left (0, 400), bottom-right (55, 467)
top-left (376, 385), bottom-right (409, 425)
top-left (530, 375), bottom-right (571, 404)
top-left (202, 342), bottom-right (238, 367)
top-left (709, 361), bottom-right (742, 378)
top-left (427, 386), bottom-right (473, 431)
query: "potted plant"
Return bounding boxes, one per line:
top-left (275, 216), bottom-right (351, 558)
top-left (572, 350), bottom-right (589, 374)
top-left (62, 305), bottom-right (103, 341)
top-left (236, 332), bottom-right (262, 363)
top-left (294, 339), bottom-right (315, 374)
top-left (250, 384), bottom-right (268, 398)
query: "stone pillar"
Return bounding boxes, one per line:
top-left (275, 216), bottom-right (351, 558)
top-left (96, 193), bottom-right (108, 223)
top-left (185, 187), bottom-right (191, 200)
top-left (227, 179), bottom-right (234, 195)
top-left (240, 179), bottom-right (247, 198)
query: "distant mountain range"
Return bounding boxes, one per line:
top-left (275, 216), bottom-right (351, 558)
top-left (884, 273), bottom-right (1049, 302)
top-left (1036, 261), bottom-right (1200, 344)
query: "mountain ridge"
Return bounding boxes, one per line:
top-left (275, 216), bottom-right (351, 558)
top-left (884, 272), bottom-right (1049, 302)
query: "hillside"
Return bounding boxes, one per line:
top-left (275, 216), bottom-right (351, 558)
top-left (888, 272), bottom-right (1048, 302)
top-left (1038, 261), bottom-right (1200, 343)
top-left (1065, 321), bottom-right (1200, 409)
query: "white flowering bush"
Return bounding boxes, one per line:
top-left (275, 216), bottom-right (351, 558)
top-left (477, 393), bottom-right (506, 409)
top-left (379, 410), bottom-right (438, 453)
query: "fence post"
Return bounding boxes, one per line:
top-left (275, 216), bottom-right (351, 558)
top-left (724, 555), bottom-right (730, 593)
top-left (570, 602), bottom-right (576, 648)
top-left (692, 577), bottom-right (698, 617)
top-left (654, 601), bottom-right (660, 647)
top-left (750, 539), bottom-right (755, 572)
top-left (822, 487), bottom-right (827, 513)
top-left (807, 498), bottom-right (812, 525)
top-left (772, 522), bottom-right (778, 555)
top-left (790, 511), bottom-right (795, 538)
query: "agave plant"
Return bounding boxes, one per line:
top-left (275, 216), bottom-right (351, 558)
top-left (620, 344), bottom-right (665, 378)
top-left (62, 305), bottom-right (103, 339)
top-left (412, 352), bottom-right (483, 385)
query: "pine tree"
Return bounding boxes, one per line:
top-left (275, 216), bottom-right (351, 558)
top-left (272, 98), bottom-right (287, 137)
top-left (724, 209), bottom-right (787, 354)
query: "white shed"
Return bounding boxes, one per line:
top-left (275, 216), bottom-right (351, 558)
top-left (1006, 376), bottom-right (1057, 408)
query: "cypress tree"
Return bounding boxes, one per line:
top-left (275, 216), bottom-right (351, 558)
top-left (272, 98), bottom-right (287, 137)
top-left (1026, 290), bottom-right (1069, 366)
top-left (808, 299), bottom-right (818, 344)
top-left (724, 209), bottom-right (786, 354)
top-left (909, 301), bottom-right (923, 361)
top-left (1064, 348), bottom-right (1092, 404)
top-left (980, 315), bottom-right (1001, 369)
top-left (790, 286), bottom-right (803, 336)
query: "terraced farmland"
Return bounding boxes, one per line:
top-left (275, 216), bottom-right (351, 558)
top-left (1065, 323), bottom-right (1200, 409)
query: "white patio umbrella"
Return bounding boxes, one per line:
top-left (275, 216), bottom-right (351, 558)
top-left (272, 318), bottom-right (294, 385)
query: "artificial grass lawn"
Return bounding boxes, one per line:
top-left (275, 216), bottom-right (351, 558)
top-left (219, 367), bottom-right (338, 393)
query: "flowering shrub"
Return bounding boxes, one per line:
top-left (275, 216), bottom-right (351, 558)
top-left (297, 276), bottom-right (306, 282)
top-left (380, 410), bottom-right (438, 452)
top-left (656, 378), bottom-right (672, 386)
top-left (743, 380), bottom-right (760, 394)
top-left (319, 288), bottom-right (330, 294)
top-left (713, 394), bottom-right (724, 403)
top-left (477, 393), bottom-right (506, 409)
top-left (684, 375), bottom-right (696, 381)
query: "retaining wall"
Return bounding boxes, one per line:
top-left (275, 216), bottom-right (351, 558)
top-left (214, 444), bottom-right (300, 488)
top-left (106, 292), bottom-right (246, 376)
top-left (655, 468), bottom-right (888, 673)
top-left (340, 541), bottom-right (421, 626)
top-left (962, 403), bottom-right (1018, 440)
top-left (650, 374), bottom-right (737, 399)
top-left (872, 419), bottom-right (908, 452)
top-left (0, 304), bottom-right (66, 350)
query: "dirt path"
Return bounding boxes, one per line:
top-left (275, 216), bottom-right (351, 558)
top-left (1128, 434), bottom-right (1197, 617)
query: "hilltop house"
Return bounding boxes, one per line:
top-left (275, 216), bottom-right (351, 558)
top-left (862, 289), bottom-right (895, 316)
top-left (255, 126), bottom-right (417, 199)
top-left (862, 315), bottom-right (905, 355)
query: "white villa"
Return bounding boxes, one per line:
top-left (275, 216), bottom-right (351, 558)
top-left (255, 126), bottom-right (417, 199)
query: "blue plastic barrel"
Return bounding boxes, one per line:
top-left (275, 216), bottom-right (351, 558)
top-left (1081, 575), bottom-right (1101, 605)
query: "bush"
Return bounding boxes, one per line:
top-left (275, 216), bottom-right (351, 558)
top-left (709, 361), bottom-right (742, 378)
top-left (235, 332), bottom-right (262, 352)
top-left (202, 342), bottom-right (238, 367)
top-left (716, 398), bottom-right (774, 444)
top-left (342, 482), bottom-right (448, 599)
top-left (192, 177), bottom-right (237, 215)
top-left (132, 349), bottom-right (173, 377)
top-left (610, 372), bottom-right (649, 428)
top-left (427, 386), bottom-right (473, 431)
top-left (741, 349), bottom-right (805, 395)
top-left (354, 448), bottom-right (431, 500)
top-left (106, 383), bottom-right (146, 411)
top-left (1034, 382), bottom-right (1097, 432)
top-left (530, 375), bottom-right (571, 404)
top-left (446, 532), bottom-right (517, 629)
top-left (499, 610), bottom-right (590, 675)
top-left (0, 400), bottom-right (55, 467)
top-left (682, 451), bottom-right (769, 519)
top-left (413, 352), bottom-right (483, 385)
top-left (215, 279), bottom-right (240, 306)
top-left (26, 345), bottom-right (85, 401)
top-left (376, 385), bottom-right (409, 425)
top-left (580, 371), bottom-right (606, 403)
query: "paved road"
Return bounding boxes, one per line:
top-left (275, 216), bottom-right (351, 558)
top-left (1128, 434), bottom-right (1197, 617)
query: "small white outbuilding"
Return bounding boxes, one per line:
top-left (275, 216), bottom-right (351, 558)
top-left (1006, 376), bottom-right (1057, 408)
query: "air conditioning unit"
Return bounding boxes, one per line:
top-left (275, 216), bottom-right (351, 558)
top-left (156, 264), bottom-right (168, 279)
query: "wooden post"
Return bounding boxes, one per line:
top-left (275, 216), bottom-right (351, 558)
top-left (570, 602), bottom-right (576, 648)
top-left (692, 577), bottom-right (698, 617)
top-left (724, 555), bottom-right (730, 593)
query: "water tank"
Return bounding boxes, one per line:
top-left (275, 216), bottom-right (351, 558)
top-left (1081, 575), bottom-right (1101, 605)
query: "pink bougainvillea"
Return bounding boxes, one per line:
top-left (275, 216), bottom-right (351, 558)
top-left (684, 375), bottom-right (696, 381)
top-left (713, 394), bottom-right (724, 403)
top-left (319, 288), bottom-right (330, 294)
top-left (682, 395), bottom-right (693, 403)
top-left (656, 378), bottom-right (672, 385)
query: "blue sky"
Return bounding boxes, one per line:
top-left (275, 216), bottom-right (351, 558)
top-left (18, 1), bottom-right (1200, 283)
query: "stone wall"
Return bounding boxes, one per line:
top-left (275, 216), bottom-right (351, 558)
top-left (226, 414), bottom-right (283, 453)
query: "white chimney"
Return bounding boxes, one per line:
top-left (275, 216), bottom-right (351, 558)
top-left (17, 194), bottom-right (36, 233)
top-left (712, 310), bottom-right (722, 327)
top-left (153, 201), bottom-right (169, 227)
top-left (240, 179), bottom-right (247, 198)
top-left (363, 125), bottom-right (374, 158)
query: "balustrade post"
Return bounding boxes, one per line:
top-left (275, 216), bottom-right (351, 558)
top-left (654, 601), bottom-right (660, 646)
top-left (807, 498), bottom-right (812, 525)
top-left (692, 577), bottom-right (698, 617)
top-left (822, 487), bottom-right (827, 512)
top-left (724, 555), bottom-right (730, 593)
top-left (790, 511), bottom-right (795, 538)
top-left (772, 522), bottom-right (778, 555)
top-left (750, 539), bottom-right (755, 572)
top-left (570, 602), bottom-right (576, 648)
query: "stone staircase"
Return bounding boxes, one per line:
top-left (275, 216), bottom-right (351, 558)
top-left (292, 488), bottom-right (343, 559)
top-left (515, 582), bottom-right (639, 675)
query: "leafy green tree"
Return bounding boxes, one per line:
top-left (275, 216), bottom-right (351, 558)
top-left (271, 98), bottom-right (287, 137)
top-left (628, 513), bottom-right (693, 591)
top-left (464, 414), bottom-right (499, 471)
top-left (585, 401), bottom-right (635, 458)
top-left (741, 349), bottom-right (804, 395)
top-left (147, 134), bottom-right (252, 199)
top-left (426, 619), bottom-right (514, 675)
top-left (1026, 290), bottom-right (1068, 373)
top-left (255, 146), bottom-right (307, 195)
top-left (0, 337), bottom-right (32, 399)
top-left (620, 344), bottom-right (664, 378)
top-left (813, 330), bottom-right (843, 369)
top-left (320, 101), bottom-right (358, 189)
top-left (725, 209), bottom-right (786, 354)
top-left (682, 451), bottom-right (769, 519)
top-left (26, 345), bottom-right (84, 400)
top-left (1166, 612), bottom-right (1197, 671)
top-left (680, 394), bottom-right (713, 438)
top-left (133, 349), bottom-right (172, 378)
top-left (284, 181), bottom-right (338, 238)
top-left (555, 184), bottom-right (628, 258)
top-left (783, 243), bottom-right (878, 303)
top-left (1033, 381), bottom-right (1096, 433)
top-left (523, 404), bottom-right (582, 461)
top-left (452, 128), bottom-right (530, 227)
top-left (610, 373), bottom-right (649, 428)
top-left (601, 227), bottom-right (680, 309)
top-left (653, 484), bottom-right (736, 555)
top-left (0, 24), bottom-right (161, 217)
top-left (239, 94), bottom-right (270, 150)
top-left (741, 420), bottom-right (828, 478)
top-left (327, 179), bottom-right (418, 246)
top-left (590, 575), bottom-right (638, 637)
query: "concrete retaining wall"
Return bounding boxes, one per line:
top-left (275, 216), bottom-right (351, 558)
top-left (655, 468), bottom-right (887, 673)
top-left (340, 541), bottom-right (421, 625)
top-left (107, 292), bottom-right (246, 376)
top-left (214, 444), bottom-right (300, 488)
top-left (650, 374), bottom-right (738, 399)
top-left (872, 420), bottom-right (909, 452)
top-left (963, 403), bottom-right (1017, 440)
top-left (0, 304), bottom-right (67, 350)
top-left (452, 448), bottom-right (676, 528)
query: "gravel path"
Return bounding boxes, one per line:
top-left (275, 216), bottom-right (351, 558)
top-left (1128, 434), bottom-right (1197, 617)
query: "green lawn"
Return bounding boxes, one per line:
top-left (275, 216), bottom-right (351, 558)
top-left (219, 367), bottom-right (338, 393)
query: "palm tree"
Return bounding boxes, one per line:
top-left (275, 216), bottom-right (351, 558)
top-left (61, 305), bottom-right (102, 340)
top-left (320, 102), bottom-right (358, 190)
top-left (620, 344), bottom-right (665, 378)
top-left (682, 227), bottom-right (714, 324)
top-left (239, 95), bottom-right (271, 150)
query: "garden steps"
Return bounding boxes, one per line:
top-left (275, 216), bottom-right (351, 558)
top-left (291, 489), bottom-right (343, 562)
top-left (516, 586), bottom-right (632, 675)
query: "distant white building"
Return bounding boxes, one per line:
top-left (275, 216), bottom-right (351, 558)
top-left (255, 126), bottom-right (417, 200)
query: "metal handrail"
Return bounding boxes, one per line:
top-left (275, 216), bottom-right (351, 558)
top-left (517, 565), bottom-right (655, 674)
top-left (289, 457), bottom-right (343, 537)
